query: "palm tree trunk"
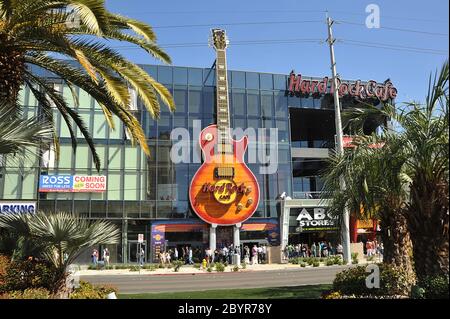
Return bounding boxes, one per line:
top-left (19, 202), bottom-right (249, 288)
top-left (0, 34), bottom-right (25, 106)
top-left (408, 179), bottom-right (449, 282)
top-left (379, 207), bottom-right (415, 282)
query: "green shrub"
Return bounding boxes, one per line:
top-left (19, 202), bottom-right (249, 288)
top-left (290, 257), bottom-right (300, 264)
top-left (142, 264), bottom-right (156, 271)
top-left (0, 288), bottom-right (52, 299)
top-left (300, 263), bottom-right (307, 268)
top-left (173, 260), bottom-right (183, 272)
top-left (326, 258), bottom-right (334, 266)
top-left (367, 255), bottom-right (375, 262)
top-left (241, 262), bottom-right (247, 269)
top-left (415, 275), bottom-right (449, 299)
top-left (233, 266), bottom-right (239, 272)
top-left (215, 262), bottom-right (225, 272)
top-left (313, 262), bottom-right (320, 267)
top-left (351, 260), bottom-right (359, 265)
top-left (193, 263), bottom-right (201, 269)
top-left (128, 265), bottom-right (140, 272)
top-left (206, 266), bottom-right (212, 272)
top-left (351, 253), bottom-right (359, 260)
top-left (158, 263), bottom-right (165, 269)
top-left (332, 264), bottom-right (413, 297)
top-left (0, 258), bottom-right (63, 293)
top-left (70, 281), bottom-right (118, 299)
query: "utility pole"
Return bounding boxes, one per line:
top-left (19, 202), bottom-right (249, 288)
top-left (326, 15), bottom-right (351, 264)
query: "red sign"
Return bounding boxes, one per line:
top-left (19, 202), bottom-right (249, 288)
top-left (342, 135), bottom-right (385, 149)
top-left (288, 72), bottom-right (397, 102)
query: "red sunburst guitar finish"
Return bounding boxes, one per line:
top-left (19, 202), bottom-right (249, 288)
top-left (189, 29), bottom-right (260, 226)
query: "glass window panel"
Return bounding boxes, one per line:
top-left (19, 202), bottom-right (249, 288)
top-left (157, 201), bottom-right (172, 218)
top-left (203, 69), bottom-right (215, 86)
top-left (145, 164), bottom-right (157, 200)
top-left (107, 172), bottom-right (122, 200)
top-left (276, 120), bottom-right (289, 142)
top-left (109, 116), bottom-right (121, 139)
top-left (142, 65), bottom-right (157, 79)
top-left (301, 97), bottom-right (315, 108)
top-left (3, 171), bottom-right (19, 199)
top-left (275, 91), bottom-right (288, 118)
top-left (231, 71), bottom-right (245, 88)
top-left (23, 147), bottom-right (38, 168)
top-left (274, 74), bottom-right (287, 90)
top-left (93, 112), bottom-right (107, 139)
top-left (91, 145), bottom-right (105, 170)
top-left (247, 91), bottom-right (260, 116)
top-left (78, 89), bottom-right (91, 108)
top-left (73, 192), bottom-right (90, 200)
top-left (108, 146), bottom-right (122, 169)
top-left (63, 85), bottom-right (76, 108)
top-left (245, 72), bottom-right (259, 90)
top-left (260, 74), bottom-right (273, 90)
top-left (188, 68), bottom-right (203, 86)
top-left (124, 172), bottom-right (138, 200)
top-left (261, 92), bottom-right (274, 118)
top-left (91, 200), bottom-right (106, 218)
top-left (38, 200), bottom-right (56, 213)
top-left (231, 89), bottom-right (245, 116)
top-left (288, 94), bottom-right (300, 108)
top-left (18, 87), bottom-right (25, 106)
top-left (157, 115), bottom-right (171, 140)
top-left (174, 165), bottom-right (188, 201)
top-left (77, 112), bottom-right (92, 138)
top-left (107, 201), bottom-right (123, 218)
top-left (124, 146), bottom-right (138, 169)
top-left (157, 165), bottom-right (174, 201)
top-left (73, 200), bottom-right (90, 218)
top-left (141, 201), bottom-right (156, 218)
top-left (56, 200), bottom-right (72, 213)
top-left (123, 201), bottom-right (140, 218)
top-left (59, 145), bottom-right (73, 168)
top-left (60, 115), bottom-right (72, 138)
top-left (188, 88), bottom-right (202, 113)
top-left (158, 66), bottom-right (173, 84)
top-left (145, 112), bottom-right (157, 140)
top-left (174, 67), bottom-right (188, 85)
top-left (75, 145), bottom-right (89, 169)
top-left (172, 200), bottom-right (188, 219)
top-left (28, 87), bottom-right (38, 106)
top-left (202, 87), bottom-right (214, 114)
top-left (173, 88), bottom-right (187, 114)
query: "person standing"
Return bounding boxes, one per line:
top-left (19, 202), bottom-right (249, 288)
top-left (91, 249), bottom-right (98, 265)
top-left (311, 242), bottom-right (317, 258)
top-left (261, 245), bottom-right (267, 263)
top-left (257, 245), bottom-right (263, 263)
top-left (244, 246), bottom-right (250, 264)
top-left (174, 247), bottom-right (179, 261)
top-left (251, 245), bottom-right (258, 265)
top-left (188, 247), bottom-right (194, 265)
top-left (103, 248), bottom-right (110, 267)
top-left (336, 243), bottom-right (343, 256)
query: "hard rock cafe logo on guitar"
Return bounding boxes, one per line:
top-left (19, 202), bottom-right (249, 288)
top-left (202, 180), bottom-right (247, 204)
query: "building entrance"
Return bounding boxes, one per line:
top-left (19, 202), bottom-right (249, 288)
top-left (128, 241), bottom-right (147, 264)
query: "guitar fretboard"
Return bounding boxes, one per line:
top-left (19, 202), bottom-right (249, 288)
top-left (215, 49), bottom-right (231, 148)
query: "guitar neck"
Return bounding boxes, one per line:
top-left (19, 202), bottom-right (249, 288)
top-left (215, 49), bottom-right (230, 136)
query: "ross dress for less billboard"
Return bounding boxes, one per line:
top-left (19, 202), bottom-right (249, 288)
top-left (39, 175), bottom-right (106, 193)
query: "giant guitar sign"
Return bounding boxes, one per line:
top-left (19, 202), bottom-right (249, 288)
top-left (189, 29), bottom-right (260, 226)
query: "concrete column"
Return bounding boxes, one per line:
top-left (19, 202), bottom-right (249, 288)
top-left (122, 219), bottom-right (128, 264)
top-left (209, 223), bottom-right (217, 252)
top-left (233, 223), bottom-right (241, 266)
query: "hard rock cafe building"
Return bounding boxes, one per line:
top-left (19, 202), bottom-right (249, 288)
top-left (0, 63), bottom-right (394, 263)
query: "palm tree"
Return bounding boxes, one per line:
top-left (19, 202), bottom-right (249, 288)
top-left (323, 61), bottom-right (449, 283)
top-left (0, 99), bottom-right (52, 158)
top-left (0, 211), bottom-right (120, 294)
top-left (0, 0), bottom-right (175, 171)
top-left (321, 135), bottom-right (415, 280)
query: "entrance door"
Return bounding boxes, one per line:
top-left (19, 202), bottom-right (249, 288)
top-left (128, 241), bottom-right (147, 263)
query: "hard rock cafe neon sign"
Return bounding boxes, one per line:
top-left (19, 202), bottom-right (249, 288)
top-left (288, 71), bottom-right (397, 102)
top-left (202, 181), bottom-right (248, 205)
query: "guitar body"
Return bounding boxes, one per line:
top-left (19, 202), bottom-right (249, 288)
top-left (189, 124), bottom-right (260, 225)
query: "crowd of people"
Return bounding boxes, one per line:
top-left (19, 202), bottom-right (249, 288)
top-left (283, 242), bottom-right (344, 259)
top-left (364, 239), bottom-right (383, 258)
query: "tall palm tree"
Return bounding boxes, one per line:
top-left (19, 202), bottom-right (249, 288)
top-left (0, 211), bottom-right (120, 294)
top-left (323, 61), bottom-right (449, 283)
top-left (321, 135), bottom-right (415, 280)
top-left (0, 99), bottom-right (52, 158)
top-left (0, 0), bottom-right (175, 171)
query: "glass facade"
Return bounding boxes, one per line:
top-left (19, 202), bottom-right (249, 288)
top-left (0, 64), bottom-right (373, 262)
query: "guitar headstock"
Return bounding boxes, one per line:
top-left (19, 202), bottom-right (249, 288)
top-left (211, 29), bottom-right (229, 50)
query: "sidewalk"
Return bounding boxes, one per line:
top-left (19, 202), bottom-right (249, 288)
top-left (75, 261), bottom-right (368, 276)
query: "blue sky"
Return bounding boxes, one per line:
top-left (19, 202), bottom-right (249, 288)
top-left (105, 0), bottom-right (448, 103)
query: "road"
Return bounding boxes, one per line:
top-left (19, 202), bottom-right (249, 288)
top-left (80, 266), bottom-right (349, 294)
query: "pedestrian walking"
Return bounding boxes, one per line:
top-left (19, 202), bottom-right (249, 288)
top-left (188, 247), bottom-right (194, 265)
top-left (174, 247), bottom-right (179, 260)
top-left (251, 245), bottom-right (258, 265)
top-left (103, 248), bottom-right (110, 266)
top-left (91, 249), bottom-right (98, 265)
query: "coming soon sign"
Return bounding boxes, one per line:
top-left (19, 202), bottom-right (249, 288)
top-left (39, 175), bottom-right (107, 192)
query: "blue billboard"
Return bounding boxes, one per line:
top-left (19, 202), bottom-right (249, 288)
top-left (39, 175), bottom-right (72, 192)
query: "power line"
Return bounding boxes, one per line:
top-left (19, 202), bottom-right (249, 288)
top-left (337, 19), bottom-right (449, 37)
top-left (341, 39), bottom-right (448, 54)
top-left (151, 20), bottom-right (323, 29)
